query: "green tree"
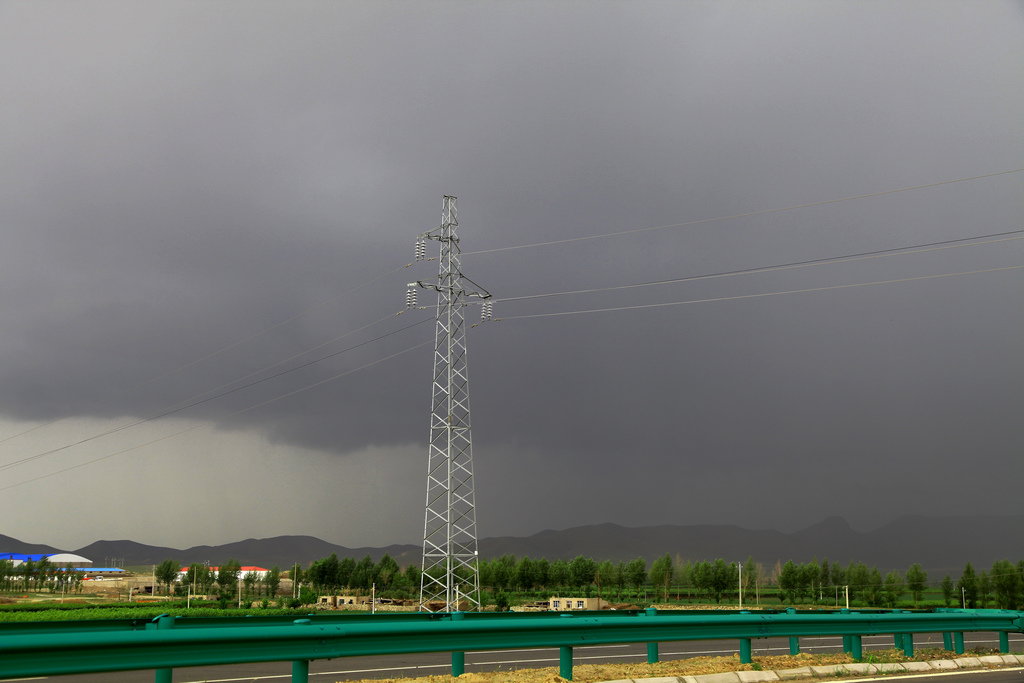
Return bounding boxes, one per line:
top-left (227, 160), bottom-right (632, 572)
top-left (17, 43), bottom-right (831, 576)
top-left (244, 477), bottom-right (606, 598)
top-left (404, 563), bottom-right (421, 591)
top-left (818, 559), bottom-right (832, 595)
top-left (742, 556), bottom-right (760, 605)
top-left (691, 561), bottom-right (711, 602)
top-left (862, 567), bottom-right (882, 606)
top-left (905, 564), bottom-right (927, 608)
top-left (242, 571), bottom-right (260, 599)
top-left (0, 559), bottom-right (14, 591)
top-left (52, 565), bottom-right (74, 595)
top-left (676, 557), bottom-right (694, 602)
top-left (185, 564), bottom-right (215, 596)
top-left (941, 574), bottom-right (955, 607)
top-left (264, 566), bottom-right (282, 598)
top-left (309, 553), bottom-right (341, 591)
top-left (351, 555), bottom-right (375, 591)
top-left (19, 559), bottom-right (35, 590)
top-left (298, 585), bottom-right (318, 606)
top-left (534, 558), bottom-right (549, 590)
top-left (800, 560), bottom-right (820, 603)
top-left (217, 559), bottom-right (242, 597)
top-left (596, 560), bottom-right (616, 600)
top-left (778, 560), bottom-right (798, 603)
top-left (977, 570), bottom-right (991, 608)
top-left (516, 557), bottom-right (536, 593)
top-left (338, 557), bottom-right (355, 588)
top-left (882, 570), bottom-right (904, 608)
top-left (846, 562), bottom-right (869, 605)
top-left (830, 563), bottom-right (846, 592)
top-left (478, 559), bottom-right (494, 592)
top-left (376, 554), bottom-right (400, 589)
top-left (956, 562), bottom-right (978, 608)
top-left (990, 559), bottom-right (1021, 609)
top-left (569, 555), bottom-right (597, 592)
top-left (650, 554), bottom-right (674, 602)
top-left (549, 559), bottom-right (570, 589)
top-left (155, 559), bottom-right (181, 595)
top-left (625, 557), bottom-right (647, 596)
top-left (490, 558), bottom-right (512, 592)
top-left (708, 559), bottom-right (737, 604)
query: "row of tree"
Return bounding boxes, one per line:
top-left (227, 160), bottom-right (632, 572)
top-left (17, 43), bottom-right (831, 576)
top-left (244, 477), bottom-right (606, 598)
top-left (470, 555), bottom-right (1024, 609)
top-left (13, 552), bottom-right (1021, 610)
top-left (0, 558), bottom-right (85, 594)
top-left (295, 553), bottom-right (1024, 609)
top-left (154, 559), bottom-right (285, 602)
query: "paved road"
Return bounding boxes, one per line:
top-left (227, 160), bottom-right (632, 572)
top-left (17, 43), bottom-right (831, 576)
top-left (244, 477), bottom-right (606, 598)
top-left (10, 631), bottom-right (1023, 683)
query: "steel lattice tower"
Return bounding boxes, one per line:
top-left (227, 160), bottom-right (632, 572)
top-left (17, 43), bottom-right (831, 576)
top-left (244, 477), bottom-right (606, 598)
top-left (407, 196), bottom-right (491, 612)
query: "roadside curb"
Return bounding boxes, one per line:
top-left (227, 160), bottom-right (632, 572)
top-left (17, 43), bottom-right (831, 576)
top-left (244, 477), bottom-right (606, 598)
top-left (599, 654), bottom-right (1024, 683)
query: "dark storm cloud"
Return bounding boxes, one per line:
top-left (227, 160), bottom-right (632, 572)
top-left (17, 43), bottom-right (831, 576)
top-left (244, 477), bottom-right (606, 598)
top-left (0, 1), bottom-right (1021, 546)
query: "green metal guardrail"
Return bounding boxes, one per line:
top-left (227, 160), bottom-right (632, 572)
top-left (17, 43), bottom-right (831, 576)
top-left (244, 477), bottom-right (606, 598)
top-left (0, 608), bottom-right (1020, 683)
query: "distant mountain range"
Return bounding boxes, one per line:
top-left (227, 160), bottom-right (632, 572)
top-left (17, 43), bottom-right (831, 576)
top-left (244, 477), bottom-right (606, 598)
top-left (3, 514), bottom-right (1020, 577)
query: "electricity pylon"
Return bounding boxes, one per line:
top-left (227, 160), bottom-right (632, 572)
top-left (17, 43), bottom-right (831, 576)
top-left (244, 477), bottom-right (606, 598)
top-left (406, 195), bottom-right (492, 612)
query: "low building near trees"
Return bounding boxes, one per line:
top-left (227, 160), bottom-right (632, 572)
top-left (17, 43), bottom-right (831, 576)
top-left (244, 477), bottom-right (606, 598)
top-left (548, 596), bottom-right (607, 611)
top-left (176, 566), bottom-right (270, 581)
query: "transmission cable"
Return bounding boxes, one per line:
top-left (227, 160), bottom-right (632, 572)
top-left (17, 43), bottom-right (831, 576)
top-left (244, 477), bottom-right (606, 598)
top-left (0, 339), bottom-right (433, 492)
top-left (496, 266), bottom-right (1023, 320)
top-left (495, 232), bottom-right (1023, 304)
top-left (0, 317), bottom-right (431, 473)
top-left (0, 264), bottom-right (413, 447)
top-left (465, 168), bottom-right (1024, 256)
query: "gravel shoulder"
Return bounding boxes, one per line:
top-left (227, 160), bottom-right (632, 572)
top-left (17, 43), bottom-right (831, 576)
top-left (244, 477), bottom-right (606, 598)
top-left (349, 651), bottom-right (1024, 683)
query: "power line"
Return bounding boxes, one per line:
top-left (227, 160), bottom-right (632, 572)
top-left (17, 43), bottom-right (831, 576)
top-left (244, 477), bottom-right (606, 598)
top-left (5, 170), bottom-right (1015, 449)
top-left (0, 265), bottom-right (412, 448)
top-left (496, 266), bottom-right (1024, 321)
top-left (0, 317), bottom-right (430, 473)
top-left (495, 232), bottom-right (1022, 304)
top-left (0, 340), bottom-right (433, 492)
top-left (6, 231), bottom-right (1013, 472)
top-left (3, 170), bottom-right (1019, 477)
top-left (465, 168), bottom-right (1024, 256)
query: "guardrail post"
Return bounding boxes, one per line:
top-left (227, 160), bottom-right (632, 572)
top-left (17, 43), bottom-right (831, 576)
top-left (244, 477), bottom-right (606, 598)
top-left (739, 611), bottom-right (752, 664)
top-left (842, 635), bottom-right (852, 654)
top-left (784, 608), bottom-right (799, 655)
top-left (850, 635), bottom-right (862, 661)
top-left (953, 631), bottom-right (965, 655)
top-left (896, 633), bottom-right (913, 656)
top-left (560, 646), bottom-right (573, 681)
top-left (740, 638), bottom-right (752, 664)
top-left (645, 608), bottom-right (659, 663)
top-left (452, 612), bottom-right (466, 676)
top-left (146, 614), bottom-right (174, 683)
top-left (292, 618), bottom-right (312, 682)
top-left (999, 632), bottom-right (1009, 653)
top-left (943, 632), bottom-right (953, 650)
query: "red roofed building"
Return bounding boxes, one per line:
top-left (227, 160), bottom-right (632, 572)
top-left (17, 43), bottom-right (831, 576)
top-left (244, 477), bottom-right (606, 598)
top-left (177, 566), bottom-right (270, 581)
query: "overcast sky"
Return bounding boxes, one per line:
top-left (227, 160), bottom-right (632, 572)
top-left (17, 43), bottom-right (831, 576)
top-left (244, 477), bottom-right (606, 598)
top-left (1, 1), bottom-right (1021, 552)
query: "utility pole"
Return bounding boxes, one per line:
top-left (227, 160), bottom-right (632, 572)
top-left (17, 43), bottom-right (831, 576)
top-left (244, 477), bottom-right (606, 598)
top-left (738, 562), bottom-right (742, 609)
top-left (407, 195), bottom-right (492, 612)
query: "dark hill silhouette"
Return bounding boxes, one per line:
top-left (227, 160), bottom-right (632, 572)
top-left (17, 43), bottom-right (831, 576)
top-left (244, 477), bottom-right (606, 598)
top-left (0, 534), bottom-right (61, 555)
top-left (73, 536), bottom-right (419, 569)
top-left (480, 514), bottom-right (1019, 576)
top-left (3, 514), bottom-right (1018, 576)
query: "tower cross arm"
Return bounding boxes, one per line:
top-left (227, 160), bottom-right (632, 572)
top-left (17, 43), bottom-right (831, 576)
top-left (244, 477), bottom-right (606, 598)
top-left (408, 275), bottom-right (492, 300)
top-left (418, 228), bottom-right (458, 243)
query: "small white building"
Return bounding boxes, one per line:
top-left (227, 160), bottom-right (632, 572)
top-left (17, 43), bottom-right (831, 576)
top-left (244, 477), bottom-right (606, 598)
top-left (548, 596), bottom-right (607, 611)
